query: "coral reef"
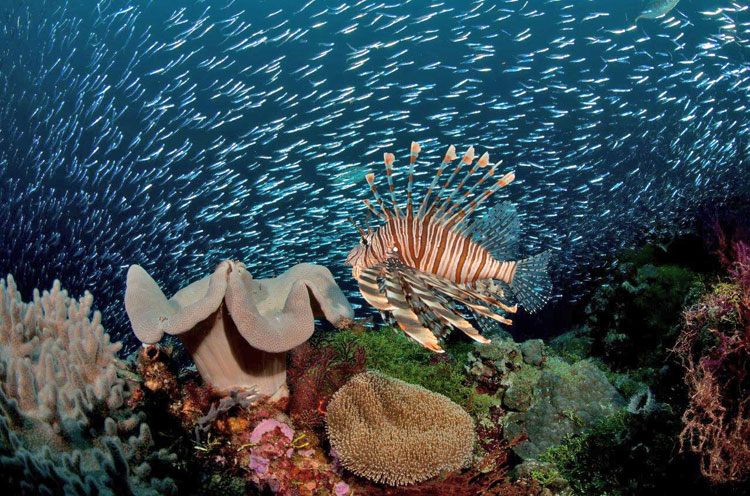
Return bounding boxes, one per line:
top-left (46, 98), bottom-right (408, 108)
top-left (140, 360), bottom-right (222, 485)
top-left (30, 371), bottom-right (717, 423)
top-left (503, 359), bottom-right (625, 459)
top-left (125, 260), bottom-right (353, 397)
top-left (533, 230), bottom-right (750, 495)
top-left (674, 241), bottom-right (750, 484)
top-left (325, 371), bottom-right (475, 486)
top-left (464, 337), bottom-right (625, 460)
top-left (582, 242), bottom-right (703, 369)
top-left (327, 325), bottom-right (475, 408)
top-left (243, 417), bottom-right (347, 494)
top-left (0, 275), bottom-right (176, 494)
top-left (132, 341), bottom-right (350, 495)
top-left (287, 340), bottom-right (366, 430)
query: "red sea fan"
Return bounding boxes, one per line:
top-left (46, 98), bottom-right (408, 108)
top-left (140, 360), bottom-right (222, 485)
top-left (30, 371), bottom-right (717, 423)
top-left (673, 240), bottom-right (750, 484)
top-left (287, 340), bottom-right (366, 429)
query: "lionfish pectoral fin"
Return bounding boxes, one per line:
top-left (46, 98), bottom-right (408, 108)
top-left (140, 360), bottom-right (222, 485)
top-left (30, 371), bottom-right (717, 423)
top-left (404, 270), bottom-right (490, 344)
top-left (420, 272), bottom-right (516, 329)
top-left (465, 301), bottom-right (513, 326)
top-left (356, 265), bottom-right (394, 311)
top-left (510, 250), bottom-right (552, 313)
top-left (383, 267), bottom-right (444, 352)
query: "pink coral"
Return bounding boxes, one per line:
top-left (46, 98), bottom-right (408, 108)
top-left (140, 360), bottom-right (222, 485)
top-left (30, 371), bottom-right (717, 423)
top-left (243, 415), bottom-right (347, 495)
top-left (249, 455), bottom-right (270, 475)
top-left (334, 481), bottom-right (351, 495)
top-left (250, 418), bottom-right (294, 444)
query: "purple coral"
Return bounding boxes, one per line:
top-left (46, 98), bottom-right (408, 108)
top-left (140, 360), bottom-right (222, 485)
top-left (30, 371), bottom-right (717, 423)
top-left (250, 418), bottom-right (294, 444)
top-left (334, 481), bottom-right (351, 495)
top-left (249, 455), bottom-right (270, 475)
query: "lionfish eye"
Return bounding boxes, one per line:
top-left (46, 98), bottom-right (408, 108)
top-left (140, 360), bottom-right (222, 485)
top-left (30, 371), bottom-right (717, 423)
top-left (361, 237), bottom-right (369, 246)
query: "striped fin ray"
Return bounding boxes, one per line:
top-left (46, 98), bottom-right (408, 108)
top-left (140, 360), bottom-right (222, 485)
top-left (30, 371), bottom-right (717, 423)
top-left (418, 272), bottom-right (517, 326)
top-left (362, 198), bottom-right (387, 221)
top-left (399, 266), bottom-right (489, 343)
top-left (440, 157), bottom-right (499, 228)
top-left (428, 146), bottom-right (474, 218)
top-left (402, 277), bottom-right (454, 342)
top-left (510, 251), bottom-right (553, 312)
top-left (383, 153), bottom-right (402, 218)
top-left (455, 170), bottom-right (516, 236)
top-left (365, 173), bottom-right (393, 219)
top-left (435, 150), bottom-right (491, 225)
top-left (416, 145), bottom-right (456, 218)
top-left (406, 141), bottom-right (421, 216)
top-left (355, 265), bottom-right (393, 311)
top-left (382, 261), bottom-right (443, 352)
top-left (463, 280), bottom-right (519, 314)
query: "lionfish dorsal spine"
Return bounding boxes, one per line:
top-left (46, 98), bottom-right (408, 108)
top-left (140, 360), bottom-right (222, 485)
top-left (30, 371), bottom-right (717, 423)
top-left (362, 198), bottom-right (386, 221)
top-left (415, 144), bottom-right (456, 218)
top-left (383, 152), bottom-right (403, 218)
top-left (441, 162), bottom-right (497, 227)
top-left (434, 150), bottom-right (494, 225)
top-left (431, 146), bottom-right (475, 220)
top-left (365, 172), bottom-right (393, 219)
top-left (426, 146), bottom-right (473, 219)
top-left (454, 170), bottom-right (516, 236)
top-left (406, 141), bottom-right (421, 217)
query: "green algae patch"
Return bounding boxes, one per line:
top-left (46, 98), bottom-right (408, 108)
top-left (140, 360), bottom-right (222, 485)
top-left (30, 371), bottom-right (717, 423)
top-left (327, 326), bottom-right (474, 408)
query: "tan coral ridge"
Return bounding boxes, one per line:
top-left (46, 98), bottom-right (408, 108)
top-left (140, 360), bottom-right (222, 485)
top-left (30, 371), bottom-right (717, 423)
top-left (125, 260), bottom-right (354, 398)
top-left (0, 275), bottom-right (176, 495)
top-left (325, 370), bottom-right (476, 486)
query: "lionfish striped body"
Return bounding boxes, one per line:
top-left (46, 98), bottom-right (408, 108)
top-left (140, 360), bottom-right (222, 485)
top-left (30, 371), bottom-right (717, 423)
top-left (346, 142), bottom-right (551, 352)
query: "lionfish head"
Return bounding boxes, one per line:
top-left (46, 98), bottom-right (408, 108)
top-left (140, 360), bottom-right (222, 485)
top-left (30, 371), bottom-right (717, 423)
top-left (345, 233), bottom-right (373, 267)
top-left (345, 216), bottom-right (375, 271)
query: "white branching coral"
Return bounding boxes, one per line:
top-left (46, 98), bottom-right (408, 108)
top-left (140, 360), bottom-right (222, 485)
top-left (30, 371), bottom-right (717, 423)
top-left (325, 371), bottom-right (475, 486)
top-left (0, 275), bottom-right (176, 495)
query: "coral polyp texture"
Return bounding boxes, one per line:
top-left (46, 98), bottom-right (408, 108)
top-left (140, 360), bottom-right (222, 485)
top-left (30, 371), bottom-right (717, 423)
top-left (325, 370), bottom-right (475, 486)
top-left (0, 275), bottom-right (176, 495)
top-left (125, 260), bottom-right (353, 397)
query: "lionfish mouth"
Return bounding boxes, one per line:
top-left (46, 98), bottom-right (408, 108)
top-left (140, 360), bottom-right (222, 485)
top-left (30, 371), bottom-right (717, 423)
top-left (344, 252), bottom-right (355, 266)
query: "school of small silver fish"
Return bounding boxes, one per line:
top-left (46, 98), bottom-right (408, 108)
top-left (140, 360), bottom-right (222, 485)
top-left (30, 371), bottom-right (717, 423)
top-left (0, 0), bottom-right (748, 343)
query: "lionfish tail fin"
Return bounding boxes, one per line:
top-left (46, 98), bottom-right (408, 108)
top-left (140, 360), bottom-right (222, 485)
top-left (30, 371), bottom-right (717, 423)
top-left (511, 251), bottom-right (552, 313)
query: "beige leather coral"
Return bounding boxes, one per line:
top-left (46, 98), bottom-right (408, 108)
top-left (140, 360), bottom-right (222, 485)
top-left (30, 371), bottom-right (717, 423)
top-left (325, 371), bottom-right (475, 486)
top-left (125, 261), bottom-right (353, 397)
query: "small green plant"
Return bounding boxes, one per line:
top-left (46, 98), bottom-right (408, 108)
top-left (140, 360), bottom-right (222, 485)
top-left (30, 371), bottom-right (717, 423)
top-left (540, 412), bottom-right (627, 495)
top-left (328, 326), bottom-right (474, 408)
top-left (467, 390), bottom-right (499, 418)
top-left (194, 432), bottom-right (221, 453)
top-left (530, 466), bottom-right (562, 487)
top-left (561, 409), bottom-right (585, 429)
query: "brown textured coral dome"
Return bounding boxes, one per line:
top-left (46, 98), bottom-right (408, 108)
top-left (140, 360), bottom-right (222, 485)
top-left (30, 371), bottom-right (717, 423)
top-left (325, 370), bottom-right (475, 486)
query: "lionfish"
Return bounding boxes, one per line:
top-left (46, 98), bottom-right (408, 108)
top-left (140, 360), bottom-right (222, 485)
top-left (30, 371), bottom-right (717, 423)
top-left (345, 142), bottom-right (551, 352)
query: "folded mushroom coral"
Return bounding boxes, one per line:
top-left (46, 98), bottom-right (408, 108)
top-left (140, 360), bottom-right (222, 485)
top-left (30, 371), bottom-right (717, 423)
top-left (124, 260), bottom-right (353, 398)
